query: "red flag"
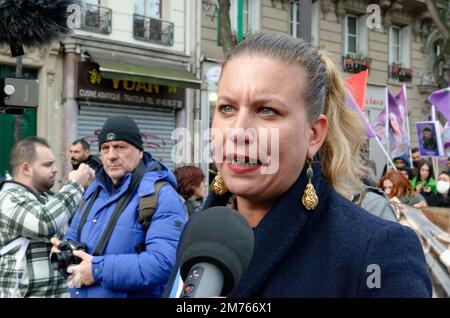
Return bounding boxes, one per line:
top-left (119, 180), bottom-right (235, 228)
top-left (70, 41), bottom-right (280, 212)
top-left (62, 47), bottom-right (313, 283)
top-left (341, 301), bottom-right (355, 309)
top-left (345, 69), bottom-right (368, 111)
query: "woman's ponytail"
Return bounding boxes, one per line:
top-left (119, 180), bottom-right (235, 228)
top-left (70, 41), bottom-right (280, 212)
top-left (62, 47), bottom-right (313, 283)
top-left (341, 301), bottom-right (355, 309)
top-left (318, 51), bottom-right (365, 199)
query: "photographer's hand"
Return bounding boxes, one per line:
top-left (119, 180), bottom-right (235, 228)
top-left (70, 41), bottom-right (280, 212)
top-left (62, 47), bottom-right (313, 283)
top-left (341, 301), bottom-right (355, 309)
top-left (67, 250), bottom-right (95, 287)
top-left (50, 237), bottom-right (61, 254)
top-left (69, 163), bottom-right (95, 189)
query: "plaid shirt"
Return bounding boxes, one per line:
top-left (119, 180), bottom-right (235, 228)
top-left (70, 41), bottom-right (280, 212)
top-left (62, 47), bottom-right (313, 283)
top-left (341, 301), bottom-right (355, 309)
top-left (0, 180), bottom-right (83, 298)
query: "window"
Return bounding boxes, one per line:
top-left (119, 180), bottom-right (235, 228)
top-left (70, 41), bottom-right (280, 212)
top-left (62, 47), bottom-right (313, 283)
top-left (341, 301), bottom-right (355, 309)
top-left (0, 65), bottom-right (38, 79)
top-left (343, 14), bottom-right (368, 55)
top-left (390, 26), bottom-right (401, 64)
top-left (290, 1), bottom-right (319, 46)
top-left (81, 0), bottom-right (112, 34)
top-left (311, 1), bottom-right (319, 46)
top-left (345, 15), bottom-right (358, 54)
top-left (133, 0), bottom-right (172, 45)
top-left (433, 42), bottom-right (441, 60)
top-left (389, 25), bottom-right (411, 67)
top-left (134, 0), bottom-right (161, 18)
top-left (433, 40), bottom-right (444, 67)
top-left (230, 0), bottom-right (260, 42)
top-left (290, 1), bottom-right (300, 38)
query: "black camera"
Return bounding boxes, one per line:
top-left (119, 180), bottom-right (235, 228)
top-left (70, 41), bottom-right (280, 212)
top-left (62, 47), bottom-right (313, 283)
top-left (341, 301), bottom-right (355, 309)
top-left (50, 240), bottom-right (87, 272)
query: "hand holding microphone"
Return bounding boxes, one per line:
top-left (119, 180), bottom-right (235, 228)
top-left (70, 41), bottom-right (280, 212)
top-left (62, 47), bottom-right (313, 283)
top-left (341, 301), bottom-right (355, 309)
top-left (177, 206), bottom-right (254, 298)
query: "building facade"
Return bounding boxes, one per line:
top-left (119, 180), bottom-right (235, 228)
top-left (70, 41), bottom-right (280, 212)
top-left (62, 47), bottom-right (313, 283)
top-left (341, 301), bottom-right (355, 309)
top-left (0, 43), bottom-right (63, 180)
top-left (0, 0), bottom-right (202, 186)
top-left (60, 0), bottom-right (201, 183)
top-left (198, 0), bottom-right (449, 178)
top-left (1, 0), bottom-right (448, 184)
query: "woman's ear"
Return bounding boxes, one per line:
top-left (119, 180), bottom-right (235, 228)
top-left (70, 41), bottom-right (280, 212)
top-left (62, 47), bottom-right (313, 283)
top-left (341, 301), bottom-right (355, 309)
top-left (307, 114), bottom-right (328, 159)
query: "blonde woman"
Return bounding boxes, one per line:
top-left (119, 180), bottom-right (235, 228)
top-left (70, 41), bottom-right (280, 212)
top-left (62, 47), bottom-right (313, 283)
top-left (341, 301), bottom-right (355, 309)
top-left (166, 33), bottom-right (431, 297)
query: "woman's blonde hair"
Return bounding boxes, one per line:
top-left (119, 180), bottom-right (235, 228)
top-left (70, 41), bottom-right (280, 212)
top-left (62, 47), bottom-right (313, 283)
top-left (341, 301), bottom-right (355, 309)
top-left (222, 33), bottom-right (365, 199)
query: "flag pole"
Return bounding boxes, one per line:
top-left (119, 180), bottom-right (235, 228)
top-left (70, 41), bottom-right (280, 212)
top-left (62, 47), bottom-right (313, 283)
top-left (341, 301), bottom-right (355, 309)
top-left (403, 84), bottom-right (413, 168)
top-left (431, 105), bottom-right (439, 180)
top-left (385, 87), bottom-right (390, 169)
top-left (374, 135), bottom-right (397, 170)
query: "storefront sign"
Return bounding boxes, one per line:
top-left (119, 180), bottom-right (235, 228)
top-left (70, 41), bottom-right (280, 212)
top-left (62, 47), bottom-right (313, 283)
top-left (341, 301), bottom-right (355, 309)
top-left (366, 84), bottom-right (385, 109)
top-left (77, 62), bottom-right (185, 109)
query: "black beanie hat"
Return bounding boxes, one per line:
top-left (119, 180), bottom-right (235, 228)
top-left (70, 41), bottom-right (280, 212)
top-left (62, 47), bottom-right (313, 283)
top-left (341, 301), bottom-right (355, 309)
top-left (98, 116), bottom-right (143, 150)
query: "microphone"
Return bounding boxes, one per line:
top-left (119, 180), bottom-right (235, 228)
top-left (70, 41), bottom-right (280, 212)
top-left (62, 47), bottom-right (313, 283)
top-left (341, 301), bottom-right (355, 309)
top-left (0, 0), bottom-right (77, 56)
top-left (178, 206), bottom-right (254, 298)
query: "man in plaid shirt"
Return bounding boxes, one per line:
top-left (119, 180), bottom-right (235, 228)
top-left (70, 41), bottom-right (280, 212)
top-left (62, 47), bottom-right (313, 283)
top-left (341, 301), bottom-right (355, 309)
top-left (0, 137), bottom-right (94, 297)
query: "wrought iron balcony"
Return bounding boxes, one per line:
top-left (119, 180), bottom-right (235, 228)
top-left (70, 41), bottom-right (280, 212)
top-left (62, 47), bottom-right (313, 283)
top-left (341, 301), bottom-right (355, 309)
top-left (133, 14), bottom-right (174, 46)
top-left (81, 3), bottom-right (112, 34)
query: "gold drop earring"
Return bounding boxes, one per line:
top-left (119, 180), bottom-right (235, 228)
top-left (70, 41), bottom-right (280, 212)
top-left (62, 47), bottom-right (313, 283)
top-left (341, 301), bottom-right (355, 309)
top-left (211, 173), bottom-right (228, 195)
top-left (302, 159), bottom-right (318, 211)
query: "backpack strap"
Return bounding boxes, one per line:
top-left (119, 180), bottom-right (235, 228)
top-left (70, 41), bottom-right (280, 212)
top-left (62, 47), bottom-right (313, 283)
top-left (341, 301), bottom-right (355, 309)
top-left (138, 180), bottom-right (169, 232)
top-left (77, 187), bottom-right (100, 241)
top-left (134, 180), bottom-right (169, 254)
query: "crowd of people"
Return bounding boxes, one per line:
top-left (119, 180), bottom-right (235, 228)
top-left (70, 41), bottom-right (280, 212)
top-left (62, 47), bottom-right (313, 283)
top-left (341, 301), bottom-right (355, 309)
top-left (0, 115), bottom-right (208, 298)
top-left (0, 33), bottom-right (440, 298)
top-left (379, 147), bottom-right (450, 210)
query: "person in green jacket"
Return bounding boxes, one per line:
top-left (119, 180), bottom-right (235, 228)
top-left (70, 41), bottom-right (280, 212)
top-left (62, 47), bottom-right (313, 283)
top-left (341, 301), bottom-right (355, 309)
top-left (411, 160), bottom-right (437, 195)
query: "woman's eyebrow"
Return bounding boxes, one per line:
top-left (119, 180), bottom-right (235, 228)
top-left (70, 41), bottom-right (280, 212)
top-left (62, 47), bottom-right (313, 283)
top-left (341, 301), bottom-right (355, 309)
top-left (253, 95), bottom-right (288, 108)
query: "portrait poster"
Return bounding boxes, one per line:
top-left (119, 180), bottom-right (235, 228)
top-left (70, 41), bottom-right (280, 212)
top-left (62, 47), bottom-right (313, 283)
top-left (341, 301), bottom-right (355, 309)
top-left (416, 121), bottom-right (444, 157)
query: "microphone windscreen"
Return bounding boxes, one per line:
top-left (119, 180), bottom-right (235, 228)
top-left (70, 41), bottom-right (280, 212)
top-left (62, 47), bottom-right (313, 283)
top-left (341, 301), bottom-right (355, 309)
top-left (179, 206), bottom-right (254, 295)
top-left (0, 0), bottom-right (78, 48)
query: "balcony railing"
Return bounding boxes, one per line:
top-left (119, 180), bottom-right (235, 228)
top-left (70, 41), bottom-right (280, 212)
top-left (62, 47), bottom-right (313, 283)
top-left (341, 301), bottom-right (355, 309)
top-left (81, 3), bottom-right (112, 34)
top-left (133, 14), bottom-right (174, 46)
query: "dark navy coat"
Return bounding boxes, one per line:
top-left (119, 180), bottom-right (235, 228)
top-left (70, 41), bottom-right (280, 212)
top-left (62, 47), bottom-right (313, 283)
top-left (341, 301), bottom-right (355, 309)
top-left (167, 161), bottom-right (432, 297)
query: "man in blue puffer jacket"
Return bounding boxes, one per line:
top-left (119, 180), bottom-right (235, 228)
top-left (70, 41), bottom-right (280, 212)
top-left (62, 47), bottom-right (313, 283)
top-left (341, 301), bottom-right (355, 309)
top-left (51, 116), bottom-right (186, 298)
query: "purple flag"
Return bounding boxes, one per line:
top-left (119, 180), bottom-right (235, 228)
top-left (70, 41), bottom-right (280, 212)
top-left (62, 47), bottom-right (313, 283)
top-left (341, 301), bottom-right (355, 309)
top-left (372, 108), bottom-right (387, 144)
top-left (387, 89), bottom-right (410, 158)
top-left (428, 86), bottom-right (450, 123)
top-left (371, 88), bottom-right (410, 157)
top-left (394, 85), bottom-right (411, 155)
top-left (345, 89), bottom-right (376, 138)
top-left (395, 86), bottom-right (408, 117)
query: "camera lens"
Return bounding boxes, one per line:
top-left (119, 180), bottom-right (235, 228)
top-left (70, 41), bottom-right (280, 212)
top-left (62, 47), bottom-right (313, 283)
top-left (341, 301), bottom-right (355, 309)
top-left (50, 250), bottom-right (74, 271)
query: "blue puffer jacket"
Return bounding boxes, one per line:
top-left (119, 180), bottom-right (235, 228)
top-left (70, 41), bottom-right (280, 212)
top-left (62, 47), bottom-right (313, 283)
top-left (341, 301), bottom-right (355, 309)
top-left (64, 153), bottom-right (186, 298)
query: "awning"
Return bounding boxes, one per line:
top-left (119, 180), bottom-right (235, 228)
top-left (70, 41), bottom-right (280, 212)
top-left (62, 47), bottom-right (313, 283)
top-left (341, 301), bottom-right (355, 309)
top-left (87, 51), bottom-right (201, 89)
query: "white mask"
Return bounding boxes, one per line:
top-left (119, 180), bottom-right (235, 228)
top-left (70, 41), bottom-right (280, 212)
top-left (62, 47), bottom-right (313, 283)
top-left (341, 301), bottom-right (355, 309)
top-left (436, 180), bottom-right (450, 194)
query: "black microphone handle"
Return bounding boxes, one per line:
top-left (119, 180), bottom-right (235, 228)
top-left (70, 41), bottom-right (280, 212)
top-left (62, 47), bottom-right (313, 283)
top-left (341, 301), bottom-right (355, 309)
top-left (180, 262), bottom-right (224, 298)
